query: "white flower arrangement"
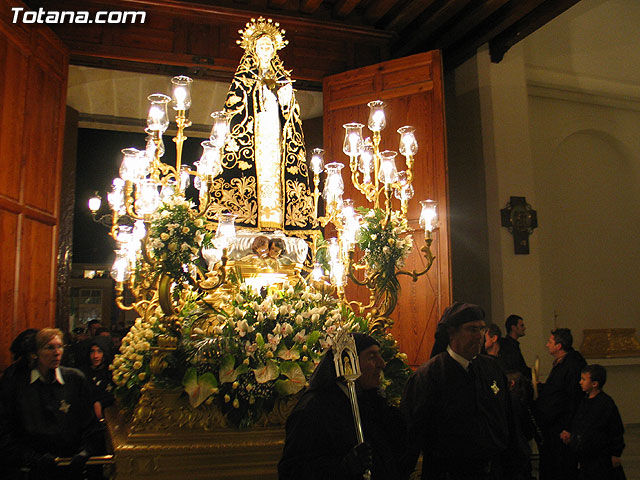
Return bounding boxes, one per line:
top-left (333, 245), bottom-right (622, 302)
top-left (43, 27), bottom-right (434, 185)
top-left (176, 277), bottom-right (350, 427)
top-left (357, 207), bottom-right (413, 273)
top-left (147, 198), bottom-right (212, 284)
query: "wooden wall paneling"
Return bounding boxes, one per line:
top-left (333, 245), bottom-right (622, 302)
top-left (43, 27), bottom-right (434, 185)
top-left (16, 218), bottom-right (58, 332)
top-left (323, 51), bottom-right (451, 367)
top-left (22, 59), bottom-right (66, 213)
top-left (0, 0), bottom-right (68, 371)
top-left (0, 27), bottom-right (29, 202)
top-left (0, 210), bottom-right (19, 369)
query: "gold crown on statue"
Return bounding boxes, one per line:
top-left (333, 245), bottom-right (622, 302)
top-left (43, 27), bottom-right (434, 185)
top-left (237, 17), bottom-right (288, 52)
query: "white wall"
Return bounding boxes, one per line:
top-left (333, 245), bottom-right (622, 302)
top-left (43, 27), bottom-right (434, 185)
top-left (452, 0), bottom-right (640, 422)
top-left (522, 0), bottom-right (640, 424)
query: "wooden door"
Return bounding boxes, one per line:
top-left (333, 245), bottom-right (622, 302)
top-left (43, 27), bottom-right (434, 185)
top-left (0, 0), bottom-right (68, 370)
top-left (323, 51), bottom-right (451, 368)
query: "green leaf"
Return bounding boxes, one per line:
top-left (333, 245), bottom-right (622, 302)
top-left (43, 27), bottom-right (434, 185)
top-left (182, 366), bottom-right (197, 389)
top-left (275, 361), bottom-right (306, 395)
top-left (219, 354), bottom-right (238, 383)
top-left (252, 360), bottom-right (280, 383)
top-left (219, 354), bottom-right (249, 383)
top-left (255, 333), bottom-right (265, 348)
top-left (277, 344), bottom-right (300, 361)
top-left (299, 359), bottom-right (315, 376)
top-left (182, 367), bottom-right (218, 408)
top-left (306, 331), bottom-right (321, 347)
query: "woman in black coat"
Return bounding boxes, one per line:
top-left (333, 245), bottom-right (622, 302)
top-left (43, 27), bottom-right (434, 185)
top-left (2, 328), bottom-right (102, 480)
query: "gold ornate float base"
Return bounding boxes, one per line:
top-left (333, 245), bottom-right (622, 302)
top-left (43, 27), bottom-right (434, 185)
top-left (105, 389), bottom-right (286, 480)
top-left (580, 328), bottom-right (640, 358)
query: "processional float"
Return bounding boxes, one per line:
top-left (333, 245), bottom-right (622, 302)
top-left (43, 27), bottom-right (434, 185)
top-left (88, 16), bottom-right (440, 478)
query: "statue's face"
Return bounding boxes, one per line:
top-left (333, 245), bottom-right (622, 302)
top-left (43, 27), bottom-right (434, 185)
top-left (255, 36), bottom-right (275, 69)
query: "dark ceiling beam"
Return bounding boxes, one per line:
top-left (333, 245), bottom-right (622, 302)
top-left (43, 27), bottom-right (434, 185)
top-left (435, 0), bottom-right (511, 50)
top-left (300, 0), bottom-right (324, 13)
top-left (489, 0), bottom-right (582, 62)
top-left (385, 0), bottom-right (436, 31)
top-left (439, 0), bottom-right (547, 70)
top-left (395, 0), bottom-right (471, 57)
top-left (38, 0), bottom-right (580, 78)
top-left (364, 0), bottom-right (403, 24)
top-left (333, 0), bottom-right (363, 18)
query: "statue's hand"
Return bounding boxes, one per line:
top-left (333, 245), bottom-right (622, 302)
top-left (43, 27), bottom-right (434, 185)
top-left (277, 83), bottom-right (293, 107)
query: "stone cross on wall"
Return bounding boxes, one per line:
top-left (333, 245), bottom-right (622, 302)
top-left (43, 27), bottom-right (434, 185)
top-left (500, 196), bottom-right (538, 254)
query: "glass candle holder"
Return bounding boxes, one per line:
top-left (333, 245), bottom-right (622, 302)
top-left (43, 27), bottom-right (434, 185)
top-left (110, 249), bottom-right (131, 282)
top-left (210, 111), bottom-right (230, 147)
top-left (398, 126), bottom-right (418, 156)
top-left (199, 140), bottom-right (222, 178)
top-left (378, 150), bottom-right (398, 185)
top-left (171, 75), bottom-right (193, 111)
top-left (119, 148), bottom-right (144, 182)
top-left (136, 179), bottom-right (161, 216)
top-left (367, 100), bottom-right (387, 132)
top-left (419, 199), bottom-right (438, 233)
top-left (394, 171), bottom-right (414, 201)
top-left (323, 162), bottom-right (345, 207)
top-left (358, 139), bottom-right (374, 184)
top-left (310, 148), bottom-right (325, 174)
top-left (145, 128), bottom-right (165, 158)
top-left (342, 123), bottom-right (364, 157)
top-left (146, 94), bottom-right (171, 133)
top-left (215, 212), bottom-right (238, 250)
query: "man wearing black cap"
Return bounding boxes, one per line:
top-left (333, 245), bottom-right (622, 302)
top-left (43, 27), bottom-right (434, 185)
top-left (401, 303), bottom-right (515, 480)
top-left (278, 333), bottom-right (408, 480)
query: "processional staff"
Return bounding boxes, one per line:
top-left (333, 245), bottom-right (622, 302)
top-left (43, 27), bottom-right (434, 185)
top-left (333, 330), bottom-right (372, 480)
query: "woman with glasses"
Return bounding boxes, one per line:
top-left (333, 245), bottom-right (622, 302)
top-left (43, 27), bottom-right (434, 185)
top-left (1, 328), bottom-right (101, 479)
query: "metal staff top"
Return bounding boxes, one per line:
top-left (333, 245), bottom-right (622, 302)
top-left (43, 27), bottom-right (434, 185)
top-left (333, 330), bottom-right (371, 480)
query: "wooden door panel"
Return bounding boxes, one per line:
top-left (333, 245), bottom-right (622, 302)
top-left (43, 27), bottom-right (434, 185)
top-left (323, 51), bottom-right (451, 367)
top-left (16, 218), bottom-right (57, 331)
top-left (0, 0), bottom-right (68, 371)
top-left (0, 33), bottom-right (29, 201)
top-left (0, 209), bottom-right (19, 368)
top-left (23, 59), bottom-right (66, 214)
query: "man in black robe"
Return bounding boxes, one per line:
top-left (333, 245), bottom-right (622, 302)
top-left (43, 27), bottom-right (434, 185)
top-left (402, 303), bottom-right (516, 480)
top-left (500, 314), bottom-right (531, 379)
top-left (536, 327), bottom-right (587, 480)
top-left (278, 333), bottom-right (408, 480)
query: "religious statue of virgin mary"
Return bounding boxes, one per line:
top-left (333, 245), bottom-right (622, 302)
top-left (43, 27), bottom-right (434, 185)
top-left (209, 17), bottom-right (315, 232)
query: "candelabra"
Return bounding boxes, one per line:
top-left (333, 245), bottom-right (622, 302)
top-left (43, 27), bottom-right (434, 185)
top-left (309, 100), bottom-right (439, 326)
top-left (92, 75), bottom-right (235, 319)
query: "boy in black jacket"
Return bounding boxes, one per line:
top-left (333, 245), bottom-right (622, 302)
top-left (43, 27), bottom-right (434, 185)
top-left (562, 364), bottom-right (625, 480)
